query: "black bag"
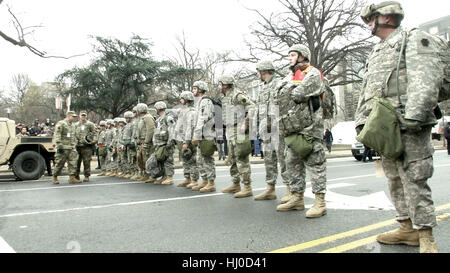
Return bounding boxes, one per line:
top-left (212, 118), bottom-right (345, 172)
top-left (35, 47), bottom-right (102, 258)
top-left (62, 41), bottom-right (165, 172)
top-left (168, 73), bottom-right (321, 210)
top-left (146, 153), bottom-right (164, 178)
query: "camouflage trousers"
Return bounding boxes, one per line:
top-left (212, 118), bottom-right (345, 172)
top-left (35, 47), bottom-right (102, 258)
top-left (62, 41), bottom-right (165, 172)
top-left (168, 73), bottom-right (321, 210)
top-left (262, 135), bottom-right (289, 185)
top-left (118, 149), bottom-right (129, 174)
top-left (99, 155), bottom-right (107, 172)
top-left (137, 143), bottom-right (153, 174)
top-left (76, 146), bottom-right (93, 177)
top-left (106, 148), bottom-right (118, 172)
top-left (381, 126), bottom-right (437, 229)
top-left (159, 145), bottom-right (175, 177)
top-left (127, 146), bottom-right (137, 174)
top-left (54, 148), bottom-right (78, 176)
top-left (181, 146), bottom-right (199, 181)
top-left (197, 146), bottom-right (216, 181)
top-left (228, 139), bottom-right (251, 185)
top-left (286, 138), bottom-right (326, 194)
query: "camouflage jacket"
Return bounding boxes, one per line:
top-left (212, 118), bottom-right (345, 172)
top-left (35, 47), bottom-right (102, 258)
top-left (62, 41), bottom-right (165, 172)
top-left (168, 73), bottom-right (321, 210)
top-left (121, 122), bottom-right (133, 147)
top-left (153, 113), bottom-right (176, 146)
top-left (74, 120), bottom-right (98, 147)
top-left (257, 76), bottom-right (281, 139)
top-left (97, 130), bottom-right (107, 146)
top-left (55, 119), bottom-right (77, 150)
top-left (221, 88), bottom-right (254, 139)
top-left (275, 65), bottom-right (324, 139)
top-left (176, 105), bottom-right (198, 144)
top-left (194, 97), bottom-right (215, 140)
top-left (137, 114), bottom-right (155, 145)
top-left (355, 26), bottom-right (442, 128)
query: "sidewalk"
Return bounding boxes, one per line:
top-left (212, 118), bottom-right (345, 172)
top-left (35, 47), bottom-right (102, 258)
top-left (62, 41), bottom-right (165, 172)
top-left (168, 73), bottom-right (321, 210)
top-left (1, 144), bottom-right (446, 175)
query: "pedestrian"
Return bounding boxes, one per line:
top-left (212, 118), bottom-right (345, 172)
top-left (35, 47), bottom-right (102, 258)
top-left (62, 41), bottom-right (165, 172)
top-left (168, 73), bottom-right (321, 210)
top-left (74, 110), bottom-right (98, 182)
top-left (274, 44), bottom-right (327, 218)
top-left (323, 129), bottom-right (333, 153)
top-left (253, 60), bottom-right (290, 202)
top-left (52, 111), bottom-right (80, 184)
top-left (356, 1), bottom-right (444, 252)
top-left (220, 75), bottom-right (255, 198)
top-left (361, 144), bottom-right (373, 162)
top-left (444, 122), bottom-right (450, 155)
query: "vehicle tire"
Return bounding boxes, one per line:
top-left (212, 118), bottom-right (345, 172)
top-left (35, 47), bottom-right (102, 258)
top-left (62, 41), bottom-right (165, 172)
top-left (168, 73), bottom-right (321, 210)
top-left (12, 151), bottom-right (46, 181)
top-left (354, 155), bottom-right (363, 161)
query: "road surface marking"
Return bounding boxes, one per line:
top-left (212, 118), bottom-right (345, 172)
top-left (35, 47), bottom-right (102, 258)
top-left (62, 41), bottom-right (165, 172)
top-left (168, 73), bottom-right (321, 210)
top-left (268, 203), bottom-right (450, 253)
top-left (0, 236), bottom-right (15, 253)
top-left (320, 212), bottom-right (450, 253)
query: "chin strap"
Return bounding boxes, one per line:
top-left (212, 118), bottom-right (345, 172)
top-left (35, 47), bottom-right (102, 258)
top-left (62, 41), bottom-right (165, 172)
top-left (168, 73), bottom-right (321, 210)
top-left (372, 17), bottom-right (398, 35)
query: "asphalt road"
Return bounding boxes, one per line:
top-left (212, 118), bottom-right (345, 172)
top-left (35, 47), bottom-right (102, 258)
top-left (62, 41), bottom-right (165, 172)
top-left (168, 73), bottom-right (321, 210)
top-left (0, 150), bottom-right (449, 253)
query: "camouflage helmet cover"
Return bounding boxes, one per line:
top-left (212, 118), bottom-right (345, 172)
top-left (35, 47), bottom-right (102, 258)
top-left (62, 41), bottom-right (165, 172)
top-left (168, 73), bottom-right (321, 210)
top-left (132, 106), bottom-right (138, 112)
top-left (136, 103), bottom-right (148, 113)
top-left (193, 80), bottom-right (209, 92)
top-left (361, 1), bottom-right (404, 24)
top-left (113, 117), bottom-right (120, 123)
top-left (288, 44), bottom-right (311, 61)
top-left (154, 101), bottom-right (167, 110)
top-left (119, 117), bottom-right (126, 124)
top-left (106, 119), bottom-right (114, 125)
top-left (124, 111), bottom-right (134, 118)
top-left (218, 75), bottom-right (235, 85)
top-left (99, 120), bottom-right (107, 126)
top-left (256, 60), bottom-right (275, 71)
top-left (180, 91), bottom-right (195, 101)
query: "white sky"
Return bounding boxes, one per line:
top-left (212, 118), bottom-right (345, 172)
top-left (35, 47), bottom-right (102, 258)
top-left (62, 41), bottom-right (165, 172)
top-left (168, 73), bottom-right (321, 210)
top-left (0, 0), bottom-right (449, 92)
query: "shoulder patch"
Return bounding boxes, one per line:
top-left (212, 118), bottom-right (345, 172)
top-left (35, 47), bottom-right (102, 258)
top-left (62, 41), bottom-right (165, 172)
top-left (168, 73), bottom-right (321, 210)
top-left (421, 38), bottom-right (429, 47)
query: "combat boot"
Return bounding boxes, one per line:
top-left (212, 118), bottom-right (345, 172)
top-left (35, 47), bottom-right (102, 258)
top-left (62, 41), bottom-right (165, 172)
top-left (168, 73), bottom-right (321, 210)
top-left (113, 170), bottom-right (119, 177)
top-left (162, 176), bottom-right (174, 185)
top-left (97, 171), bottom-right (106, 176)
top-left (419, 229), bottom-right (438, 253)
top-left (124, 173), bottom-right (133, 179)
top-left (234, 184), bottom-right (253, 198)
top-left (104, 171), bottom-right (113, 176)
top-left (139, 173), bottom-right (150, 182)
top-left (280, 185), bottom-right (292, 204)
top-left (376, 219), bottom-right (419, 246)
top-left (254, 184), bottom-right (277, 200)
top-left (192, 179), bottom-right (208, 191)
top-left (68, 175), bottom-right (81, 184)
top-left (276, 192), bottom-right (304, 211)
top-left (177, 178), bottom-right (191, 187)
top-left (154, 176), bottom-right (167, 185)
top-left (187, 180), bottom-right (198, 189)
top-left (131, 173), bottom-right (141, 180)
top-left (200, 180), bottom-right (216, 193)
top-left (306, 193), bottom-right (327, 218)
top-left (222, 183), bottom-right (241, 194)
top-left (145, 176), bottom-right (156, 183)
top-left (75, 175), bottom-right (81, 181)
top-left (83, 176), bottom-right (90, 182)
top-left (52, 176), bottom-right (59, 185)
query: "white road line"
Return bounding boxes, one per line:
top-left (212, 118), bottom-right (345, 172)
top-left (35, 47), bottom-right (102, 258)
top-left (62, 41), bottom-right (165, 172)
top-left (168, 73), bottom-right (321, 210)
top-left (0, 236), bottom-right (15, 253)
top-left (0, 174), bottom-right (376, 219)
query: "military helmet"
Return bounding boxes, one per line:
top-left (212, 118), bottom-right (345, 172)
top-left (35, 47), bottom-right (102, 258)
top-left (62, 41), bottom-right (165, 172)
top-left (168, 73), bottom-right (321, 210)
top-left (218, 75), bottom-right (235, 85)
top-left (85, 132), bottom-right (94, 144)
top-left (154, 101), bottom-right (167, 110)
top-left (106, 119), bottom-right (114, 125)
top-left (361, 1), bottom-right (404, 24)
top-left (132, 106), bottom-right (138, 112)
top-left (99, 120), bottom-right (106, 126)
top-left (288, 44), bottom-right (311, 61)
top-left (256, 60), bottom-right (275, 71)
top-left (113, 117), bottom-right (120, 123)
top-left (124, 111), bottom-right (134, 119)
top-left (193, 80), bottom-right (209, 92)
top-left (136, 103), bottom-right (148, 113)
top-left (119, 117), bottom-right (126, 124)
top-left (180, 91), bottom-right (195, 101)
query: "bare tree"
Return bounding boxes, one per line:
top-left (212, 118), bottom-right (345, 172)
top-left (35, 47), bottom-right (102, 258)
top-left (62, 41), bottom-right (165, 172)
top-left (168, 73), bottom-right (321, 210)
top-left (0, 1), bottom-right (86, 59)
top-left (227, 0), bottom-right (373, 86)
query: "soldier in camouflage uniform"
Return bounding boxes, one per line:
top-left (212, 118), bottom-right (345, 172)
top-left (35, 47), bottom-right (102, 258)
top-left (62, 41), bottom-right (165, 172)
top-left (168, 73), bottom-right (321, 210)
top-left (122, 111), bottom-right (136, 179)
top-left (97, 120), bottom-right (108, 176)
top-left (253, 60), bottom-right (290, 201)
top-left (109, 118), bottom-right (120, 177)
top-left (104, 119), bottom-right (115, 176)
top-left (136, 103), bottom-right (156, 183)
top-left (220, 75), bottom-right (255, 198)
top-left (191, 81), bottom-right (217, 192)
top-left (52, 111), bottom-right (80, 184)
top-left (176, 91), bottom-right (201, 188)
top-left (357, 1), bottom-right (442, 253)
top-left (153, 101), bottom-right (176, 185)
top-left (74, 110), bottom-right (98, 182)
top-left (117, 118), bottom-right (127, 178)
top-left (274, 44), bottom-right (327, 217)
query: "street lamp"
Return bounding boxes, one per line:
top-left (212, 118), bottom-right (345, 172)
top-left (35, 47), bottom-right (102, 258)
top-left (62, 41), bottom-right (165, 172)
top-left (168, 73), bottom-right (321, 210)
top-left (6, 108), bottom-right (11, 119)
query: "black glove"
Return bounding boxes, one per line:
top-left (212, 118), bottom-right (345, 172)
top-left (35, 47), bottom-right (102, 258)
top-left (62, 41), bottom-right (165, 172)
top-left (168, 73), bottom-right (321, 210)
top-left (356, 125), bottom-right (364, 136)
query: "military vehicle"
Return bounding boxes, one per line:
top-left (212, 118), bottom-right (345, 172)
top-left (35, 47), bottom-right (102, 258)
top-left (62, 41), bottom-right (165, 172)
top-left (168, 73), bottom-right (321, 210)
top-left (0, 118), bottom-right (55, 180)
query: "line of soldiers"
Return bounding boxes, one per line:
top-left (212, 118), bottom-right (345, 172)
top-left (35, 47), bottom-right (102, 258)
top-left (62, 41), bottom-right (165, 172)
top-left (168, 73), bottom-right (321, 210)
top-left (50, 1), bottom-right (441, 253)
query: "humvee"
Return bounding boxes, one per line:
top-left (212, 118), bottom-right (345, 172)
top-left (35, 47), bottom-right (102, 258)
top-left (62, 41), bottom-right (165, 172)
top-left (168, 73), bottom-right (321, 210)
top-left (0, 118), bottom-right (55, 180)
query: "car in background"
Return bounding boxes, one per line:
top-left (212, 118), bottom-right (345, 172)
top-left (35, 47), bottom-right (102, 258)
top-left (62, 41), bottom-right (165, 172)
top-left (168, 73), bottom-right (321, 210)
top-left (351, 140), bottom-right (378, 161)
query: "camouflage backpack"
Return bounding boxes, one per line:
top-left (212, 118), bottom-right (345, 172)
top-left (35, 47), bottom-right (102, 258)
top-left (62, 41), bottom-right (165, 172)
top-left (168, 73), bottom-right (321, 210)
top-left (320, 78), bottom-right (337, 119)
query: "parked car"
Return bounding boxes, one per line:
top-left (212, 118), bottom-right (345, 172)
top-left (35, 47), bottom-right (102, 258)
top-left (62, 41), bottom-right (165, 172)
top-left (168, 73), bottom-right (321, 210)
top-left (351, 140), bottom-right (378, 161)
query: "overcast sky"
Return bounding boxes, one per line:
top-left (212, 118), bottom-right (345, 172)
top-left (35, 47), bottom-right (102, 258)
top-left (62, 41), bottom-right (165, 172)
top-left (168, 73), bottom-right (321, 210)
top-left (0, 0), bottom-right (449, 92)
